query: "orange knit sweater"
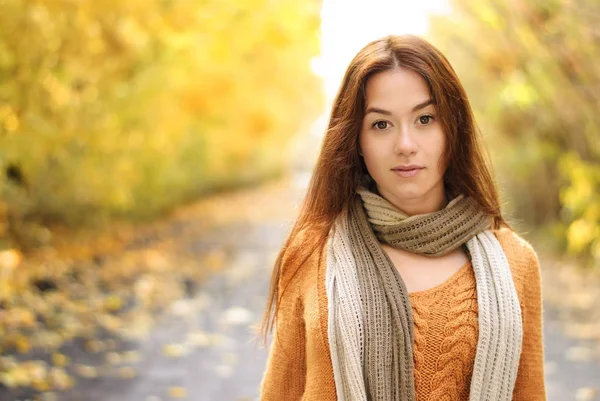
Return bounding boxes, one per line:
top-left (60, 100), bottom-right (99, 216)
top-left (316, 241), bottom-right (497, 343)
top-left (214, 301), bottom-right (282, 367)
top-left (409, 259), bottom-right (478, 400)
top-left (260, 227), bottom-right (546, 401)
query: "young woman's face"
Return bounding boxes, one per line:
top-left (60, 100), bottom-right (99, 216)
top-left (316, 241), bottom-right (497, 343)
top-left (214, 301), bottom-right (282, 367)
top-left (359, 67), bottom-right (448, 215)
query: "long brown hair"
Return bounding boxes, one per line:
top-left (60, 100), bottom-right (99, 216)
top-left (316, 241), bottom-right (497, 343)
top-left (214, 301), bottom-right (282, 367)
top-left (258, 34), bottom-right (511, 345)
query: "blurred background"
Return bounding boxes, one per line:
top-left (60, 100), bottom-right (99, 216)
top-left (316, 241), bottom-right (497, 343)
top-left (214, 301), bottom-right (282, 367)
top-left (0, 0), bottom-right (598, 400)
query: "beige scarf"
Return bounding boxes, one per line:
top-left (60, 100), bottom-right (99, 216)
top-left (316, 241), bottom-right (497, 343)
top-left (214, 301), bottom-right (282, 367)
top-left (325, 187), bottom-right (523, 401)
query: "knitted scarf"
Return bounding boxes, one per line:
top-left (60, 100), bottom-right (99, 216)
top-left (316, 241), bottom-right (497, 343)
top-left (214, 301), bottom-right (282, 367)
top-left (325, 186), bottom-right (523, 401)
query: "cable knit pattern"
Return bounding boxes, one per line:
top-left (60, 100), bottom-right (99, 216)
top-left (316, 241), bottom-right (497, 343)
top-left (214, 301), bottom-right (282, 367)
top-left (409, 260), bottom-right (479, 401)
top-left (411, 297), bottom-right (431, 393)
top-left (260, 227), bottom-right (547, 401)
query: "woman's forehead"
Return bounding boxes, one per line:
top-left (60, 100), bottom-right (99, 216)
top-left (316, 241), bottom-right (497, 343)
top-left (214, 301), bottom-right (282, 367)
top-left (364, 69), bottom-right (432, 113)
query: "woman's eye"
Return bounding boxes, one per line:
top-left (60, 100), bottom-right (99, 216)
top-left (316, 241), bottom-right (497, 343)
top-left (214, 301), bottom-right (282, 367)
top-left (372, 120), bottom-right (389, 130)
top-left (418, 115), bottom-right (434, 125)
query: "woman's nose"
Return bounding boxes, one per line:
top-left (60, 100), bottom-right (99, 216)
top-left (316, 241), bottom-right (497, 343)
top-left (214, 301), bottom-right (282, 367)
top-left (393, 126), bottom-right (418, 155)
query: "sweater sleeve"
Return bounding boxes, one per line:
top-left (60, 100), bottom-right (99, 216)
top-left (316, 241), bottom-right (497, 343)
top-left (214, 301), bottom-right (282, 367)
top-left (260, 266), bottom-right (307, 400)
top-left (512, 245), bottom-right (547, 401)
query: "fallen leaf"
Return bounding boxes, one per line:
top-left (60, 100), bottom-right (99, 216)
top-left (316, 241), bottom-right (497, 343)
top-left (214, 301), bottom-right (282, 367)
top-left (118, 366), bottom-right (137, 379)
top-left (75, 364), bottom-right (98, 379)
top-left (52, 352), bottom-right (70, 367)
top-left (162, 343), bottom-right (186, 358)
top-left (566, 346), bottom-right (594, 362)
top-left (221, 306), bottom-right (253, 326)
top-left (575, 387), bottom-right (598, 401)
top-left (168, 386), bottom-right (187, 398)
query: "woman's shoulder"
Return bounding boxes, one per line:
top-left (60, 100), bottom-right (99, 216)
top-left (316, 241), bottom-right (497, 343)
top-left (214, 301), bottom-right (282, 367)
top-left (491, 226), bottom-right (541, 284)
top-left (492, 226), bottom-right (538, 260)
top-left (278, 226), bottom-right (327, 295)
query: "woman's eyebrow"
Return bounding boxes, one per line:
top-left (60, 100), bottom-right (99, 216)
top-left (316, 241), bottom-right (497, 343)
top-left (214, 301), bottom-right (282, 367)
top-left (364, 107), bottom-right (393, 116)
top-left (412, 99), bottom-right (435, 112)
top-left (365, 99), bottom-right (435, 116)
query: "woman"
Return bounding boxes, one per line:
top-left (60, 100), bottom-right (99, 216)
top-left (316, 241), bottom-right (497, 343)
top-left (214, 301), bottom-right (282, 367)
top-left (259, 35), bottom-right (546, 401)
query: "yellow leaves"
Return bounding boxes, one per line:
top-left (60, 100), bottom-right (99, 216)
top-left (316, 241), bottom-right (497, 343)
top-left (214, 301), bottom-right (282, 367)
top-left (0, 249), bottom-right (22, 302)
top-left (247, 109), bottom-right (273, 139)
top-left (134, 274), bottom-right (158, 307)
top-left (98, 313), bottom-right (122, 332)
top-left (41, 73), bottom-right (72, 109)
top-left (105, 349), bottom-right (141, 365)
top-left (0, 4), bottom-right (323, 396)
top-left (1, 0), bottom-right (323, 229)
top-left (36, 330), bottom-right (63, 350)
top-left (108, 187), bottom-right (135, 211)
top-left (168, 386), bottom-right (187, 398)
top-left (162, 343), bottom-right (186, 358)
top-left (105, 351), bottom-right (121, 364)
top-left (576, 387), bottom-right (599, 401)
top-left (75, 364), bottom-right (98, 379)
top-left (565, 345), bottom-right (594, 362)
top-left (84, 339), bottom-right (105, 353)
top-left (0, 40), bottom-right (16, 69)
top-left (474, 3), bottom-right (503, 31)
top-left (558, 152), bottom-right (600, 261)
top-left (221, 306), bottom-right (252, 326)
top-left (51, 352), bottom-right (69, 367)
top-left (0, 177), bottom-right (308, 397)
top-left (0, 104), bottom-right (19, 133)
top-left (117, 17), bottom-right (150, 52)
top-left (141, 249), bottom-right (171, 273)
top-left (593, 240), bottom-right (600, 262)
top-left (567, 219), bottom-right (599, 254)
top-left (431, 0), bottom-right (600, 267)
top-left (0, 359), bottom-right (48, 388)
top-left (560, 153), bottom-right (598, 210)
top-left (0, 202), bottom-right (7, 237)
top-left (185, 331), bottom-right (209, 348)
top-left (499, 71), bottom-right (539, 108)
top-left (564, 323), bottom-right (600, 342)
top-left (104, 293), bottom-right (123, 312)
top-left (202, 249), bottom-right (226, 272)
top-left (2, 333), bottom-right (32, 354)
top-left (48, 366), bottom-right (74, 390)
top-left (2, 306), bottom-right (36, 328)
top-left (122, 350), bottom-right (141, 363)
top-left (118, 366), bottom-right (137, 379)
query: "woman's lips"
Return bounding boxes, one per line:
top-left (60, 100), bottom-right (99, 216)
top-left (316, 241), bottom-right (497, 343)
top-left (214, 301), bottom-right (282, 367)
top-left (392, 168), bottom-right (423, 178)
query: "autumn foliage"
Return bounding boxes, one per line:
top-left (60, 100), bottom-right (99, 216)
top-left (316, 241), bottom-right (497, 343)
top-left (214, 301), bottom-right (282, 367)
top-left (429, 0), bottom-right (600, 266)
top-left (0, 0), bottom-right (323, 244)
